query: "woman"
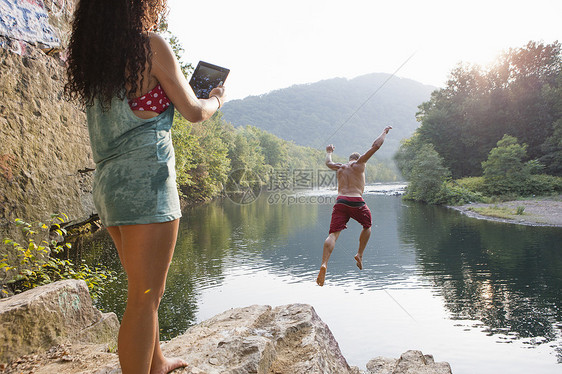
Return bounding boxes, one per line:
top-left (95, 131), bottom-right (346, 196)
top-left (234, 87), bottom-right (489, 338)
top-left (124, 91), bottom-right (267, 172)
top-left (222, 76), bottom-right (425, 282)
top-left (65, 1), bottom-right (225, 373)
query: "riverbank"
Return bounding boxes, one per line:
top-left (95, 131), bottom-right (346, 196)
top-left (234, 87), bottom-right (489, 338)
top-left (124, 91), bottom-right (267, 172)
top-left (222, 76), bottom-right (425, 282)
top-left (449, 196), bottom-right (562, 227)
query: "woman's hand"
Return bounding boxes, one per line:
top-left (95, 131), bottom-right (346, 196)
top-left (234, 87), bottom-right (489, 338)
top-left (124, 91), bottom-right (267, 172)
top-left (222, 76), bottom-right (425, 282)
top-left (209, 85), bottom-right (226, 108)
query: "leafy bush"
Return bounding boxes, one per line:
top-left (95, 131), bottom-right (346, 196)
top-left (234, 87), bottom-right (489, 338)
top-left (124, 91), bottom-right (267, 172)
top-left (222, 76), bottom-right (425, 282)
top-left (0, 216), bottom-right (113, 301)
top-left (480, 173), bottom-right (562, 197)
top-left (522, 174), bottom-right (562, 195)
top-left (481, 135), bottom-right (531, 195)
top-left (433, 182), bottom-right (488, 205)
top-left (455, 176), bottom-right (486, 193)
top-left (478, 135), bottom-right (562, 197)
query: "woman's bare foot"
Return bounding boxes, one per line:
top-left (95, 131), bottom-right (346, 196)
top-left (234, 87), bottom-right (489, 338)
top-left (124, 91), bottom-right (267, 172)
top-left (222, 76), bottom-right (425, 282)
top-left (150, 357), bottom-right (188, 374)
top-left (316, 266), bottom-right (327, 286)
top-left (354, 254), bottom-right (363, 270)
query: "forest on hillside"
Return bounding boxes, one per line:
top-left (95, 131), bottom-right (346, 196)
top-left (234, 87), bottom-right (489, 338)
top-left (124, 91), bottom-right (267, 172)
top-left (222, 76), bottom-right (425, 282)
top-left (221, 74), bottom-right (435, 160)
top-left (395, 41), bottom-right (562, 203)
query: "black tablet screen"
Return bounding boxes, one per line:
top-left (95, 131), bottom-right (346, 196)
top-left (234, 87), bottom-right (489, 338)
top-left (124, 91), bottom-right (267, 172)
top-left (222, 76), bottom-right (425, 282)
top-left (189, 61), bottom-right (230, 99)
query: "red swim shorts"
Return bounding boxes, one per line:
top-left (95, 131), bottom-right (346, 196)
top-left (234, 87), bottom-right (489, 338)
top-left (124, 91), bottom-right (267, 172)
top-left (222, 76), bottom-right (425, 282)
top-left (329, 196), bottom-right (372, 234)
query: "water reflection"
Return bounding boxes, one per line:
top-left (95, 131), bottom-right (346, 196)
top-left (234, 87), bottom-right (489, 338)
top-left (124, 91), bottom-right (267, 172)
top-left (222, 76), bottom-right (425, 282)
top-left (163, 196), bottom-right (322, 337)
top-left (238, 193), bottom-right (420, 291)
top-left (398, 201), bottom-right (562, 361)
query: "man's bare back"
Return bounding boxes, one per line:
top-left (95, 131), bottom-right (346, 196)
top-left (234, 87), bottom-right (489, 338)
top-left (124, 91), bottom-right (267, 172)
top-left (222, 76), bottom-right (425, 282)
top-left (335, 161), bottom-right (366, 197)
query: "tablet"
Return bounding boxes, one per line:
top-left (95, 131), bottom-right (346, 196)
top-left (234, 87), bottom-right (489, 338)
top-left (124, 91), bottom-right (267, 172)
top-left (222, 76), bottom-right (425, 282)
top-left (189, 61), bottom-right (230, 99)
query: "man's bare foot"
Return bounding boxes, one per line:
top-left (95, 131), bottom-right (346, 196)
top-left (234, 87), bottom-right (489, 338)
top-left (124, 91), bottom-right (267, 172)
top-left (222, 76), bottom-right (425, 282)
top-left (316, 266), bottom-right (327, 286)
top-left (354, 254), bottom-right (363, 270)
top-left (150, 357), bottom-right (188, 374)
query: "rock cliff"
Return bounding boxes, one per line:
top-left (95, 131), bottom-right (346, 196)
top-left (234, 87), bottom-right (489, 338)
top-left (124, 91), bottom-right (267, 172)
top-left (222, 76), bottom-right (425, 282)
top-left (0, 0), bottom-right (94, 240)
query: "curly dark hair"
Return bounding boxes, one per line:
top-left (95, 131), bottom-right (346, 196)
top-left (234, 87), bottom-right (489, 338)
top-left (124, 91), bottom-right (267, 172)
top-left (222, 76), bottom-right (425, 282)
top-left (65, 0), bottom-right (168, 108)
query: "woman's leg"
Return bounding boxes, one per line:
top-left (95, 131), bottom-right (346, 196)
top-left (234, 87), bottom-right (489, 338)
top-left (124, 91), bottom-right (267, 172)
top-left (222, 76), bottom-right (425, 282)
top-left (150, 318), bottom-right (187, 374)
top-left (106, 220), bottom-right (186, 374)
top-left (106, 226), bottom-right (125, 267)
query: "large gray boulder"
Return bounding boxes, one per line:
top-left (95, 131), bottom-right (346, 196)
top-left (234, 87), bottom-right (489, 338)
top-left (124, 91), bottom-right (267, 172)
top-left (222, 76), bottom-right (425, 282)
top-left (161, 303), bottom-right (360, 374)
top-left (0, 279), bottom-right (119, 364)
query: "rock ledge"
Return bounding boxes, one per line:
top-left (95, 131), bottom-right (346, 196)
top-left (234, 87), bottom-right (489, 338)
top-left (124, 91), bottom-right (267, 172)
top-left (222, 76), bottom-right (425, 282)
top-left (0, 281), bottom-right (451, 374)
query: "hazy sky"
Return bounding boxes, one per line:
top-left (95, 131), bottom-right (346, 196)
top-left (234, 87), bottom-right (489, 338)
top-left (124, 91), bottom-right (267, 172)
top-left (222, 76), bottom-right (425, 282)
top-left (167, 0), bottom-right (562, 101)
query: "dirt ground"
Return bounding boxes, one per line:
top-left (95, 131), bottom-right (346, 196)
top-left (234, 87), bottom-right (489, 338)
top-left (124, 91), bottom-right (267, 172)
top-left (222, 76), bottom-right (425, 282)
top-left (450, 196), bottom-right (562, 227)
top-left (0, 344), bottom-right (121, 374)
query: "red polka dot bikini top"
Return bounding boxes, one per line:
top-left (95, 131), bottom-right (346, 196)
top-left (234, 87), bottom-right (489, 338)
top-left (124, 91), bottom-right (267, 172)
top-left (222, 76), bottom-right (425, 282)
top-left (128, 84), bottom-right (171, 114)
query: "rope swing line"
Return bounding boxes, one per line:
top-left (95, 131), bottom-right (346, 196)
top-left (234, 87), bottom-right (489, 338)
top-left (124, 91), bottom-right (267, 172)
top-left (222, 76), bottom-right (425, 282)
top-left (322, 50), bottom-right (418, 145)
top-left (383, 288), bottom-right (417, 321)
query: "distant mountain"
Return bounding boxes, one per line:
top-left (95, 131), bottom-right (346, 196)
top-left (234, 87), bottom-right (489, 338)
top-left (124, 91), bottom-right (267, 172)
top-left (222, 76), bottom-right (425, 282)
top-left (221, 73), bottom-right (437, 159)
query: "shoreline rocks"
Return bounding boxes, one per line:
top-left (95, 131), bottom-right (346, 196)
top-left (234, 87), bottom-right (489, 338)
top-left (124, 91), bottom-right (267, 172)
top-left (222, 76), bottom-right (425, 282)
top-left (449, 197), bottom-right (562, 228)
top-left (366, 350), bottom-right (452, 374)
top-left (0, 281), bottom-right (452, 374)
top-left (0, 280), bottom-right (118, 364)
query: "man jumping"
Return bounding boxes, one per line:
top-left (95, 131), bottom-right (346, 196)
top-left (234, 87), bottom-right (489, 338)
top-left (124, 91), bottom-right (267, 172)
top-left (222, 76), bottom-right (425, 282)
top-left (316, 126), bottom-right (392, 286)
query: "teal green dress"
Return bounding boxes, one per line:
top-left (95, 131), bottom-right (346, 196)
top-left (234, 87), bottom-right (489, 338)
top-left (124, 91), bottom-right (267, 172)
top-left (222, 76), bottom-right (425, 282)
top-left (86, 96), bottom-right (181, 227)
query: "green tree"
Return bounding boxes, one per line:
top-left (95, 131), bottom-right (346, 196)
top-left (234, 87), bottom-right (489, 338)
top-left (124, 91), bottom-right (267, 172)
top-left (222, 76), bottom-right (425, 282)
top-left (364, 161), bottom-right (398, 183)
top-left (416, 41), bottom-right (562, 177)
top-left (540, 118), bottom-right (562, 174)
top-left (173, 114), bottom-right (231, 202)
top-left (416, 63), bottom-right (494, 177)
top-left (283, 143), bottom-right (325, 171)
top-left (481, 135), bottom-right (531, 195)
top-left (172, 113), bottom-right (198, 189)
top-left (404, 143), bottom-right (451, 203)
top-left (227, 126), bottom-right (268, 175)
top-left (250, 127), bottom-right (289, 168)
top-left (540, 68), bottom-right (562, 175)
top-left (394, 131), bottom-right (424, 180)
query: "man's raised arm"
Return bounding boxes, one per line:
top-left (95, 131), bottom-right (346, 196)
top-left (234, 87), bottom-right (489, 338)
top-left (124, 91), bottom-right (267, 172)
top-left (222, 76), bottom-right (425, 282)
top-left (325, 144), bottom-right (343, 170)
top-left (357, 126), bottom-right (392, 164)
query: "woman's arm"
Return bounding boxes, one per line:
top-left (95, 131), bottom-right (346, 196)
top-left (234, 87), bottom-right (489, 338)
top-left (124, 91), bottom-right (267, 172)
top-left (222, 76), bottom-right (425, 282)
top-left (149, 33), bottom-right (226, 123)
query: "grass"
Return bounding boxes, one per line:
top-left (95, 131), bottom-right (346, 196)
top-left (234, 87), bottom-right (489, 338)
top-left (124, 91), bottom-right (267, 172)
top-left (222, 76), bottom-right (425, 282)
top-left (467, 205), bottom-right (526, 219)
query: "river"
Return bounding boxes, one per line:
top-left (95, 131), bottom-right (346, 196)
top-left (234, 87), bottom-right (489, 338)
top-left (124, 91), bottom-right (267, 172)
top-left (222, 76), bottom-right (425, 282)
top-left (86, 184), bottom-right (562, 374)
